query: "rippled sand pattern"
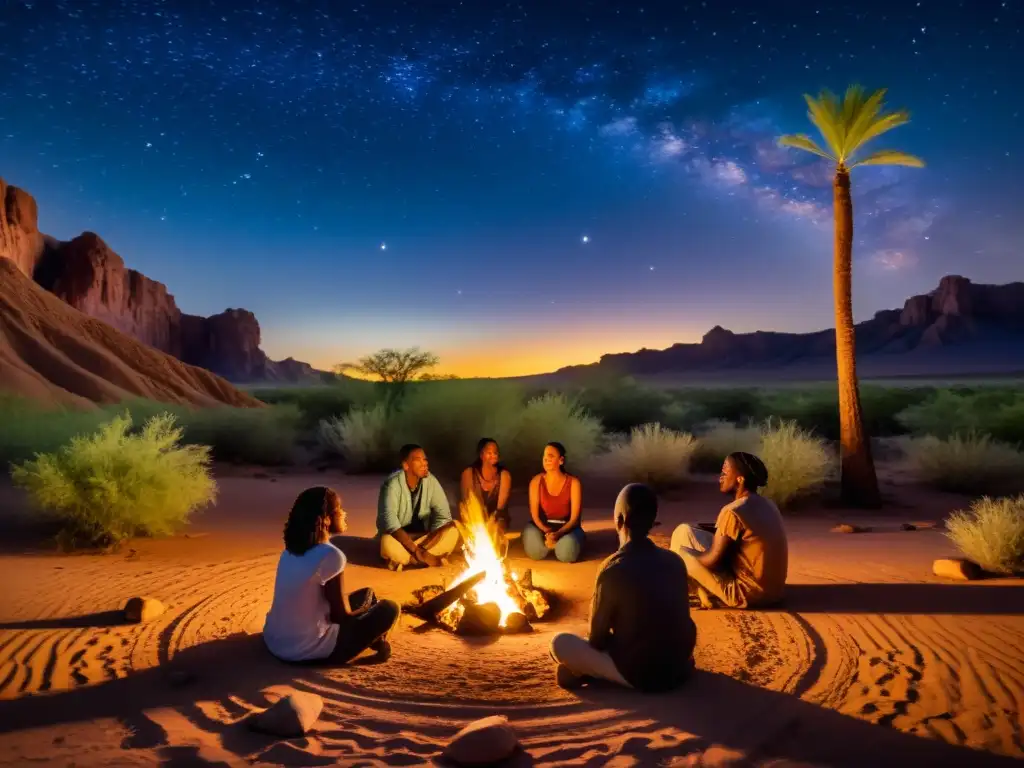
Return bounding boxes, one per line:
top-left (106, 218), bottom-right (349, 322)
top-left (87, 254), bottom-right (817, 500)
top-left (1, 490), bottom-right (1023, 766)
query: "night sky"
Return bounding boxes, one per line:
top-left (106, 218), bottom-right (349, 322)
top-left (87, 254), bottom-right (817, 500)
top-left (2, 1), bottom-right (1021, 377)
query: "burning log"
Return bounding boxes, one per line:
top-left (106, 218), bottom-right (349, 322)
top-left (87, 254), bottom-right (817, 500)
top-left (457, 602), bottom-right (502, 635)
top-left (408, 571), bottom-right (486, 621)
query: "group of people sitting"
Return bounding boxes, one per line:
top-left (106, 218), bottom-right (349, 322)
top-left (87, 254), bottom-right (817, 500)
top-left (377, 439), bottom-right (585, 569)
top-left (261, 439), bottom-right (789, 695)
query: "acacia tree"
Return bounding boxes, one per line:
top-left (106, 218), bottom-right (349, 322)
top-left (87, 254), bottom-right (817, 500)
top-left (778, 86), bottom-right (923, 508)
top-left (334, 347), bottom-right (441, 412)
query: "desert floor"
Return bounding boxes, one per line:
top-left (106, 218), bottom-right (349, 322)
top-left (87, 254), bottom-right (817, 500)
top-left (0, 469), bottom-right (1022, 767)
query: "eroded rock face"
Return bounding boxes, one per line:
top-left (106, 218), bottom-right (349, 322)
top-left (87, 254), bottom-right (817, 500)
top-left (0, 177), bottom-right (318, 383)
top-left (0, 179), bottom-right (45, 279)
top-left (35, 232), bottom-right (184, 357)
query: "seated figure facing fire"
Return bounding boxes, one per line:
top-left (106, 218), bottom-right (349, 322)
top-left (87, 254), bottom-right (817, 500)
top-left (522, 442), bottom-right (585, 563)
top-left (460, 437), bottom-right (512, 539)
top-left (550, 483), bottom-right (696, 692)
top-left (377, 444), bottom-right (461, 570)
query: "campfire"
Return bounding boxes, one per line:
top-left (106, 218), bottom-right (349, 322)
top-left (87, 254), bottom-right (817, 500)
top-left (408, 494), bottom-right (551, 635)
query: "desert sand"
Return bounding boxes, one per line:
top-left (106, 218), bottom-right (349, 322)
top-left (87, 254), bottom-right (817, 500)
top-left (0, 471), bottom-right (1022, 767)
top-left (0, 259), bottom-right (262, 408)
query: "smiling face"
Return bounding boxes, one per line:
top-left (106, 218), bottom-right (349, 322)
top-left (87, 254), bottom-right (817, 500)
top-left (542, 444), bottom-right (565, 473)
top-left (479, 441), bottom-right (499, 467)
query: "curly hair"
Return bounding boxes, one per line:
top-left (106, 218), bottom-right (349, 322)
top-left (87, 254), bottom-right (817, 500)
top-left (283, 486), bottom-right (342, 556)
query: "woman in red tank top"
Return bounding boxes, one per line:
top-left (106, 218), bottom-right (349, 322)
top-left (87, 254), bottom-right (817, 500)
top-left (522, 442), bottom-right (585, 562)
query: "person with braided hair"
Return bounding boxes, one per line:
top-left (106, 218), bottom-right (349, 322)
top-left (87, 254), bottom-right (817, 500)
top-left (670, 452), bottom-right (789, 609)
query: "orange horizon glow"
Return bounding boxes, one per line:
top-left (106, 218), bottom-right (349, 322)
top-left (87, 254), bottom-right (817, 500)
top-left (274, 328), bottom-right (706, 379)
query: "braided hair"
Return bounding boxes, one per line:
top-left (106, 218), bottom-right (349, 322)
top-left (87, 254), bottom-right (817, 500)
top-left (727, 451), bottom-right (769, 492)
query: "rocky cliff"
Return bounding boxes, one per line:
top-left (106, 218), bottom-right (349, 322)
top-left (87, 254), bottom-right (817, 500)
top-left (560, 275), bottom-right (1024, 378)
top-left (0, 177), bottom-right (318, 383)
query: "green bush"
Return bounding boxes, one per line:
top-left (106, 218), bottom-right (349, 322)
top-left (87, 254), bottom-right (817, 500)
top-left (671, 388), bottom-right (764, 424)
top-left (597, 423), bottom-right (697, 488)
top-left (388, 381), bottom-right (523, 474)
top-left (758, 419), bottom-right (833, 509)
top-left (10, 413), bottom-right (216, 549)
top-left (0, 398), bottom-right (300, 468)
top-left (945, 495), bottom-right (1024, 574)
top-left (692, 421), bottom-right (761, 473)
top-left (576, 376), bottom-right (670, 433)
top-left (178, 405), bottom-right (300, 465)
top-left (251, 381), bottom-right (378, 429)
top-left (902, 434), bottom-right (1024, 495)
top-left (319, 403), bottom-right (393, 472)
top-left (896, 388), bottom-right (1024, 444)
top-left (659, 401), bottom-right (709, 433)
top-left (492, 393), bottom-right (604, 478)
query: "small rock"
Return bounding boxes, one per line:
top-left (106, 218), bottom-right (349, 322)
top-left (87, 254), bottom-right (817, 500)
top-left (247, 691), bottom-right (323, 738)
top-left (906, 521), bottom-right (939, 530)
top-left (443, 715), bottom-right (518, 767)
top-left (933, 558), bottom-right (982, 581)
top-left (831, 524), bottom-right (870, 534)
top-left (123, 597), bottom-right (165, 623)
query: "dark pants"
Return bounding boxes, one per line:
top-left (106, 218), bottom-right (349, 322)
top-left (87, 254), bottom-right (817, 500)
top-left (328, 588), bottom-right (401, 664)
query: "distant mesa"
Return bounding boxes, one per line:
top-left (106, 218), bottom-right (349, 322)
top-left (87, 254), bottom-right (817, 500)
top-left (1, 176), bottom-right (320, 385)
top-left (554, 276), bottom-right (1024, 381)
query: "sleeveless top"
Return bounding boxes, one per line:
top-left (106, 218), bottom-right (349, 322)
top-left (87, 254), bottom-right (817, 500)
top-left (472, 467), bottom-right (510, 527)
top-left (538, 473), bottom-right (573, 525)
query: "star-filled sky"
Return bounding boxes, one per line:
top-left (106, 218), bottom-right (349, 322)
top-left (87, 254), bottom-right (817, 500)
top-left (2, 1), bottom-right (1022, 377)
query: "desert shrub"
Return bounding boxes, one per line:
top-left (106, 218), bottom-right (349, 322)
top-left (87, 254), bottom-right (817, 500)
top-left (692, 420), bottom-right (761, 473)
top-left (388, 381), bottom-right (523, 474)
top-left (597, 423), bottom-right (698, 488)
top-left (672, 388), bottom-right (764, 425)
top-left (945, 495), bottom-right (1024, 574)
top-left (660, 401), bottom-right (709, 433)
top-left (0, 398), bottom-right (110, 468)
top-left (896, 388), bottom-right (1024, 444)
top-left (9, 413), bottom-right (216, 549)
top-left (758, 419), bottom-right (833, 509)
top-left (252, 380), bottom-right (379, 428)
top-left (492, 393), bottom-right (604, 477)
top-left (319, 403), bottom-right (393, 472)
top-left (901, 434), bottom-right (1024, 494)
top-left (176, 404), bottom-right (300, 465)
top-left (577, 377), bottom-right (670, 433)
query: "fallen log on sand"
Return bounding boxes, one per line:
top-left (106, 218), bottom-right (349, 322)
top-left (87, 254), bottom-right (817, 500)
top-left (408, 571), bottom-right (486, 620)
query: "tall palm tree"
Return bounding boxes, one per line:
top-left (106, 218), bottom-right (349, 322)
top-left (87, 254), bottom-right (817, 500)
top-left (778, 86), bottom-right (923, 508)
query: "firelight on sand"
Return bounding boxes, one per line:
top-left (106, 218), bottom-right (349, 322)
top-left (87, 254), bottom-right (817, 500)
top-left (440, 494), bottom-right (522, 628)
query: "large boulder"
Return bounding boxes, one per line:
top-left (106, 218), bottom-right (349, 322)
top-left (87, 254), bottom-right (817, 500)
top-left (0, 178), bottom-right (46, 279)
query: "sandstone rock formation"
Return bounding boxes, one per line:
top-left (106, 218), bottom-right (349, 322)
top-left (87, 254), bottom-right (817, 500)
top-left (0, 258), bottom-right (264, 408)
top-left (0, 177), bottom-right (318, 383)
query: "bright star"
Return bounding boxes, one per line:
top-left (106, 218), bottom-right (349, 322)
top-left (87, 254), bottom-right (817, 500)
top-left (380, 242), bottom-right (387, 251)
top-left (581, 235), bottom-right (590, 244)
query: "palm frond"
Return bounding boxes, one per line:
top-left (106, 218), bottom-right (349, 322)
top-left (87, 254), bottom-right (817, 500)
top-left (804, 91), bottom-right (845, 159)
top-left (777, 133), bottom-right (836, 161)
top-left (851, 110), bottom-right (911, 150)
top-left (850, 149), bottom-right (925, 168)
top-left (842, 87), bottom-right (887, 153)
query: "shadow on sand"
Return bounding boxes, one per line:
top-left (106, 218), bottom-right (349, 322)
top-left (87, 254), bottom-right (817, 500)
top-left (1, 633), bottom-right (1019, 767)
top-left (0, 610), bottom-right (128, 630)
top-left (775, 582), bottom-right (1024, 616)
top-left (565, 670), bottom-right (1020, 768)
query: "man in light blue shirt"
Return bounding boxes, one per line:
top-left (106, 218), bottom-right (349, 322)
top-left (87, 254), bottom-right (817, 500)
top-left (377, 444), bottom-right (460, 569)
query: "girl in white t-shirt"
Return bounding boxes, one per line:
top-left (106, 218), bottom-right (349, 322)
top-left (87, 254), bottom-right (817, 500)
top-left (263, 486), bottom-right (401, 663)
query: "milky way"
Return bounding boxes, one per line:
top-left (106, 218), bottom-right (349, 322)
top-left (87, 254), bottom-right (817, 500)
top-left (1, 1), bottom-right (1021, 375)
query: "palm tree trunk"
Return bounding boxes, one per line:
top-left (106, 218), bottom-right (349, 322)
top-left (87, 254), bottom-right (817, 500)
top-left (833, 168), bottom-right (881, 508)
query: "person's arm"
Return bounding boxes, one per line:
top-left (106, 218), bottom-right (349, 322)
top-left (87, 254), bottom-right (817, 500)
top-left (496, 469), bottom-right (512, 514)
top-left (428, 475), bottom-right (453, 530)
top-left (698, 507), bottom-right (740, 570)
top-left (460, 468), bottom-right (474, 507)
top-left (528, 475), bottom-right (550, 532)
top-left (378, 478), bottom-right (420, 558)
top-left (319, 548), bottom-right (366, 622)
top-left (552, 477), bottom-right (582, 540)
top-left (588, 570), bottom-right (614, 651)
